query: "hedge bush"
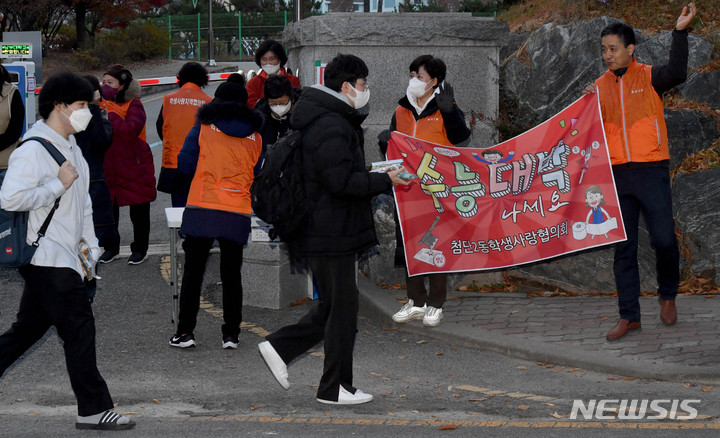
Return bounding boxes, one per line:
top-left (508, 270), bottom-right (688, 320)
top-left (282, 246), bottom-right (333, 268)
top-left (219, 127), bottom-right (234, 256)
top-left (70, 21), bottom-right (169, 69)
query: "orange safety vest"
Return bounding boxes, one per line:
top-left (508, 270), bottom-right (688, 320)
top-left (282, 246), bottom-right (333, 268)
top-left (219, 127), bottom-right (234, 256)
top-left (595, 60), bottom-right (669, 165)
top-left (161, 83), bottom-right (212, 168)
top-left (186, 124), bottom-right (262, 215)
top-left (100, 98), bottom-right (147, 142)
top-left (394, 106), bottom-right (453, 146)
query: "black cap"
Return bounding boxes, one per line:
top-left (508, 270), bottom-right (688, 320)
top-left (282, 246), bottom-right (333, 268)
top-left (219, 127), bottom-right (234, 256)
top-left (214, 81), bottom-right (248, 104)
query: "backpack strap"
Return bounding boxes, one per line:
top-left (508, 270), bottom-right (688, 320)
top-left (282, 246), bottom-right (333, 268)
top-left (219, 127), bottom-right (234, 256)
top-left (17, 137), bottom-right (66, 246)
top-left (19, 136), bottom-right (67, 166)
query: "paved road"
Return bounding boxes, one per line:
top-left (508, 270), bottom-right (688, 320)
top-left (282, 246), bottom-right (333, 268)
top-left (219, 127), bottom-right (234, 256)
top-left (1, 86), bottom-right (719, 436)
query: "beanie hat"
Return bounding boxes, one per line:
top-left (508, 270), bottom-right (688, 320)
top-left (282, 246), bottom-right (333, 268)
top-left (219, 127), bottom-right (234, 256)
top-left (104, 64), bottom-right (132, 86)
top-left (214, 81), bottom-right (248, 104)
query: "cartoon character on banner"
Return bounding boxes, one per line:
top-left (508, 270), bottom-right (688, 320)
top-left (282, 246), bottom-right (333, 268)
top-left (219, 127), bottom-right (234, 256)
top-left (472, 149), bottom-right (514, 164)
top-left (572, 185), bottom-right (618, 240)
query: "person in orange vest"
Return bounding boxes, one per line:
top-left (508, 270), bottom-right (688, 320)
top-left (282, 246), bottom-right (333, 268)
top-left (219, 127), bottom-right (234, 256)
top-left (583, 3), bottom-right (697, 341)
top-left (169, 78), bottom-right (263, 350)
top-left (99, 64), bottom-right (156, 265)
top-left (245, 39), bottom-right (300, 109)
top-left (155, 62), bottom-right (212, 207)
top-left (379, 55), bottom-right (471, 328)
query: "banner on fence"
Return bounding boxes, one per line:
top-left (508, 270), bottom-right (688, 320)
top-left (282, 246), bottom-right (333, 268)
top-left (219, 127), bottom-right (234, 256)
top-left (386, 94), bottom-right (626, 276)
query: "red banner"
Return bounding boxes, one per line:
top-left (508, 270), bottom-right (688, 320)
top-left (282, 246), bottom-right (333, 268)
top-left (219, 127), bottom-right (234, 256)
top-left (386, 94), bottom-right (626, 276)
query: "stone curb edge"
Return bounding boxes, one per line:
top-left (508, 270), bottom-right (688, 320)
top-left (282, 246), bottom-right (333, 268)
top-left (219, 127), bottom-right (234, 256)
top-left (357, 275), bottom-right (720, 385)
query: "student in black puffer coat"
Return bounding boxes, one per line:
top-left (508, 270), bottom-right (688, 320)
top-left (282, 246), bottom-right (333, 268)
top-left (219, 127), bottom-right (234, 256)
top-left (258, 54), bottom-right (409, 406)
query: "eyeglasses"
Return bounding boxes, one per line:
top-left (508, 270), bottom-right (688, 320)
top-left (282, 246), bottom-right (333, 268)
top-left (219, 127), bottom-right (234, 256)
top-left (352, 80), bottom-right (369, 91)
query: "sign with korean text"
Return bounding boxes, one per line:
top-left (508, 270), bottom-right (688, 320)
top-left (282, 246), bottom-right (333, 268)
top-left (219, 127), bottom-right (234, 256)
top-left (0, 43), bottom-right (32, 59)
top-left (386, 94), bottom-right (626, 276)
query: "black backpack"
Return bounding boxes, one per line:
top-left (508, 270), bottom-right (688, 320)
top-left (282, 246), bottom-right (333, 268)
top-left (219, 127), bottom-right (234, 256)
top-left (250, 130), bottom-right (313, 242)
top-left (0, 137), bottom-right (65, 268)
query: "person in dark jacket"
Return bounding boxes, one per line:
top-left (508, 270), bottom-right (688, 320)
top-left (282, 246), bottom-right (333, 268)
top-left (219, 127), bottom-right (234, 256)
top-left (582, 3), bottom-right (697, 341)
top-left (257, 54), bottom-right (409, 405)
top-left (378, 55), bottom-right (471, 328)
top-left (255, 74), bottom-right (301, 151)
top-left (169, 80), bottom-right (263, 350)
top-left (99, 64), bottom-right (157, 265)
top-left (75, 75), bottom-right (117, 253)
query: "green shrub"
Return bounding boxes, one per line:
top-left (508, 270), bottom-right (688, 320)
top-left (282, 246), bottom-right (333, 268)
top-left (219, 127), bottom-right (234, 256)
top-left (125, 21), bottom-right (169, 61)
top-left (67, 20), bottom-right (169, 68)
top-left (71, 49), bottom-right (102, 70)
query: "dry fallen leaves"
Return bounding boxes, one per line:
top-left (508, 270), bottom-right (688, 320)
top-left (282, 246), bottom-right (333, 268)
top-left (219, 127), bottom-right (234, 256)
top-left (701, 386), bottom-right (714, 393)
top-left (549, 412), bottom-right (565, 419)
top-left (439, 424), bottom-right (458, 430)
top-left (517, 405), bottom-right (530, 411)
top-left (469, 398), bottom-right (489, 402)
top-left (152, 399), bottom-right (161, 405)
top-left (516, 366), bottom-right (528, 370)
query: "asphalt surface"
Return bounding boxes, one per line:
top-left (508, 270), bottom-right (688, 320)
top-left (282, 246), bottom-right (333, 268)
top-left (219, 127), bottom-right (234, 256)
top-left (1, 64), bottom-right (718, 436)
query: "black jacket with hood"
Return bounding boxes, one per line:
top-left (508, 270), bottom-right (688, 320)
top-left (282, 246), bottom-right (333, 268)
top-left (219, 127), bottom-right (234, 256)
top-left (290, 85), bottom-right (393, 257)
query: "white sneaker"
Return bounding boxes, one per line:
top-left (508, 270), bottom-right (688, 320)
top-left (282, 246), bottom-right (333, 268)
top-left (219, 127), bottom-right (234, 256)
top-left (317, 386), bottom-right (374, 405)
top-left (423, 306), bottom-right (443, 327)
top-left (258, 341), bottom-right (289, 389)
top-left (392, 299), bottom-right (426, 323)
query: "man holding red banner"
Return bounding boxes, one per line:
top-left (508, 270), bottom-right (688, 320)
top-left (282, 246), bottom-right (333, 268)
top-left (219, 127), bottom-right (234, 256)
top-left (379, 55), bottom-right (470, 327)
top-left (583, 3), bottom-right (697, 341)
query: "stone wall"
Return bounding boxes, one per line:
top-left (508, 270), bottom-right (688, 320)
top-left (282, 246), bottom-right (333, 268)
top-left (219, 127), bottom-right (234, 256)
top-left (284, 12), bottom-right (509, 164)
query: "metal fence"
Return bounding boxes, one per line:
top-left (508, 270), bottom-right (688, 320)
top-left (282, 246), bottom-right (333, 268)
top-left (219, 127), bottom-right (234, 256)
top-left (151, 12), bottom-right (291, 61)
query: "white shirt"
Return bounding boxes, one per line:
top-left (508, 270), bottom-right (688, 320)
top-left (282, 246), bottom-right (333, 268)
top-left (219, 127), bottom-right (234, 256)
top-left (0, 120), bottom-right (99, 276)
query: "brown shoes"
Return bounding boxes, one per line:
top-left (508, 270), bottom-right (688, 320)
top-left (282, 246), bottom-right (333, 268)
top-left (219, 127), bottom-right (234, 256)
top-left (606, 319), bottom-right (641, 341)
top-left (659, 298), bottom-right (677, 325)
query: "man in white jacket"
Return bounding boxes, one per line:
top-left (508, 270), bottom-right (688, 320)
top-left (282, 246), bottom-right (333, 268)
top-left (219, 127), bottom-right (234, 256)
top-left (0, 72), bottom-right (135, 430)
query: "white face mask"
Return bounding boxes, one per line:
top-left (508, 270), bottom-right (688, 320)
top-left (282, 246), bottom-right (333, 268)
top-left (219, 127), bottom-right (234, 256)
top-left (270, 102), bottom-right (292, 117)
top-left (347, 84), bottom-right (370, 109)
top-left (63, 107), bottom-right (93, 133)
top-left (262, 63), bottom-right (281, 75)
top-left (407, 77), bottom-right (431, 98)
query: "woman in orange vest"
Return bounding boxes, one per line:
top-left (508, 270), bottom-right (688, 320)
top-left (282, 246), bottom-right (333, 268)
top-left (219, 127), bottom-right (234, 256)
top-left (169, 78), bottom-right (263, 349)
top-left (379, 55), bottom-right (471, 327)
top-left (155, 62), bottom-right (212, 207)
top-left (245, 39), bottom-right (300, 109)
top-left (99, 64), bottom-right (157, 265)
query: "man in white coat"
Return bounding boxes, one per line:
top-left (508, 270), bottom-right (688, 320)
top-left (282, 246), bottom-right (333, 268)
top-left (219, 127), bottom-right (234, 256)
top-left (0, 72), bottom-right (135, 430)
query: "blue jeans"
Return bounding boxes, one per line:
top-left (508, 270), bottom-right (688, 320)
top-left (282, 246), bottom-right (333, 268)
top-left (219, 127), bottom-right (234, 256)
top-left (612, 165), bottom-right (679, 322)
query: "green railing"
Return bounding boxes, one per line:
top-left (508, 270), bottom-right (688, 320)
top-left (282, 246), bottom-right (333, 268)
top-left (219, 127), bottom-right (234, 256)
top-left (152, 12), bottom-right (290, 61)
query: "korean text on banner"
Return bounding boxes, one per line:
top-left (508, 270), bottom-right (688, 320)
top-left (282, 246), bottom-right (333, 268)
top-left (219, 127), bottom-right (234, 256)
top-left (387, 94), bottom-right (626, 276)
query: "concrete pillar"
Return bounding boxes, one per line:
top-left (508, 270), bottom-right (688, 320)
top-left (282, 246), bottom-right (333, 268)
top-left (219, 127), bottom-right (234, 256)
top-left (284, 12), bottom-right (509, 162)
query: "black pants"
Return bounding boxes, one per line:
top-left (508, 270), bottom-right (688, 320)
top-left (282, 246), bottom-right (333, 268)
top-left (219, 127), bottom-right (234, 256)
top-left (612, 166), bottom-right (679, 321)
top-left (107, 201), bottom-right (150, 254)
top-left (266, 255), bottom-right (358, 401)
top-left (0, 266), bottom-right (114, 416)
top-left (406, 273), bottom-right (447, 308)
top-left (177, 236), bottom-right (244, 338)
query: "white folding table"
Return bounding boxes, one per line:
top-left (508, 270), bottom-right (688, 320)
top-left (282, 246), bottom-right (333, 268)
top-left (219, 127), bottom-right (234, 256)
top-left (165, 207), bottom-right (184, 331)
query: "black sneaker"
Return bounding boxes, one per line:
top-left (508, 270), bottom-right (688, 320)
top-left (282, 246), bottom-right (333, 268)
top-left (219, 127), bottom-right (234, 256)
top-left (222, 335), bottom-right (239, 349)
top-left (169, 333), bottom-right (196, 348)
top-left (128, 252), bottom-right (148, 265)
top-left (98, 249), bottom-right (119, 264)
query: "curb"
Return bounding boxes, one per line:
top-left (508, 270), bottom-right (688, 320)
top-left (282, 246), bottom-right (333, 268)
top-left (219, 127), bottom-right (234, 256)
top-left (357, 275), bottom-right (720, 385)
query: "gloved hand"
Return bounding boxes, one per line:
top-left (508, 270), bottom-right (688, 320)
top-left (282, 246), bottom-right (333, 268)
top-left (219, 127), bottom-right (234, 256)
top-left (435, 82), bottom-right (456, 113)
top-left (378, 129), bottom-right (392, 155)
top-left (378, 129), bottom-right (392, 145)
